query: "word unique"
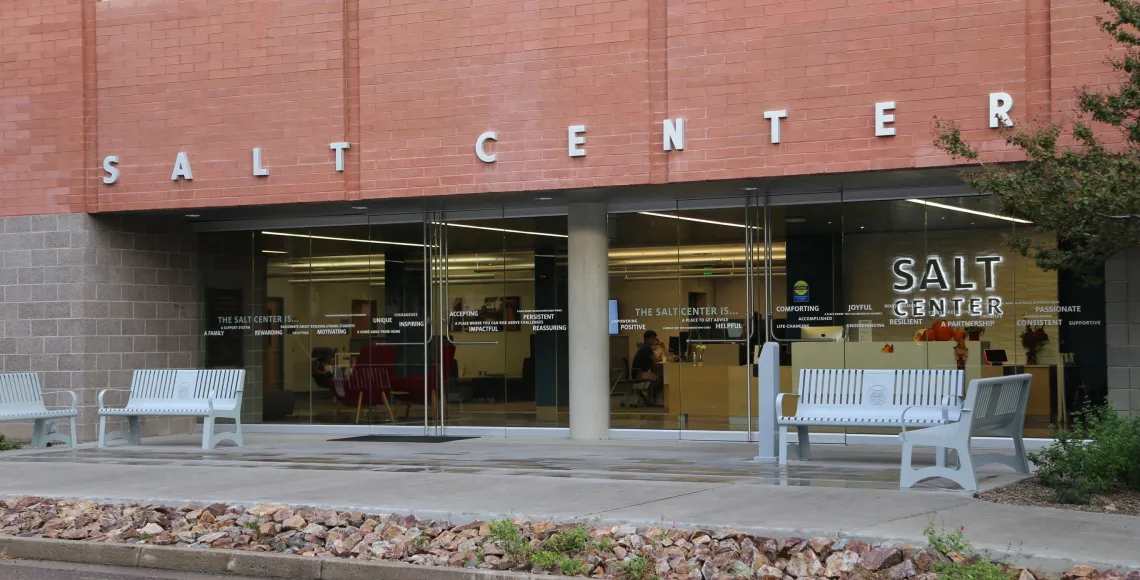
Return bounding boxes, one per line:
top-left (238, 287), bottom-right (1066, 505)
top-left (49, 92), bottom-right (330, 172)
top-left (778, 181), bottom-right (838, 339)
top-left (100, 93), bottom-right (1015, 184)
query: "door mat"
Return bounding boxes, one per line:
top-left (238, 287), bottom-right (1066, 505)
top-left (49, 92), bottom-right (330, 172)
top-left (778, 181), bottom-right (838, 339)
top-left (328, 435), bottom-right (478, 443)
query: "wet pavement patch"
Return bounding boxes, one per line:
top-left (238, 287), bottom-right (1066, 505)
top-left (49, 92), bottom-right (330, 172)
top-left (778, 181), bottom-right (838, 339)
top-left (327, 435), bottom-right (477, 443)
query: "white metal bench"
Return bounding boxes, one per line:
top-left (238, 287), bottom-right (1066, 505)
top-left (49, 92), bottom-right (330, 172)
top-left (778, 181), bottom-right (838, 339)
top-left (778, 369), bottom-right (964, 464)
top-left (98, 369), bottom-right (246, 450)
top-left (900, 374), bottom-right (1032, 491)
top-left (0, 373), bottom-right (78, 448)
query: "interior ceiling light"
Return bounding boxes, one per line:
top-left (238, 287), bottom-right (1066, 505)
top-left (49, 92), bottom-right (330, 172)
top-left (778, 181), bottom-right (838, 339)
top-left (351, 206), bottom-right (368, 210)
top-left (261, 231), bottom-right (424, 248)
top-left (739, 186), bottom-right (759, 191)
top-left (637, 212), bottom-right (761, 230)
top-left (437, 222), bottom-right (567, 239)
top-left (262, 250), bottom-right (288, 254)
top-left (535, 196), bottom-right (553, 201)
top-left (905, 199), bottom-right (1031, 224)
top-left (185, 214), bottom-right (200, 218)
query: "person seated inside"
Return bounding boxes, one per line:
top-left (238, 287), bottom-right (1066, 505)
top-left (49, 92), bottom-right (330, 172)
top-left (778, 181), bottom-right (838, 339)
top-left (311, 348), bottom-right (336, 390)
top-left (630, 330), bottom-right (664, 405)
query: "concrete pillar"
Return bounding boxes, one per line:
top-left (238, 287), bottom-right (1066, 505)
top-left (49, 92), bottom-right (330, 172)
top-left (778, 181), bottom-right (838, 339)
top-left (568, 202), bottom-right (609, 439)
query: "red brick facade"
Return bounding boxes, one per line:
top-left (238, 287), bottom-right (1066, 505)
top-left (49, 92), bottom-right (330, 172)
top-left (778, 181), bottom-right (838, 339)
top-left (0, 0), bottom-right (1119, 217)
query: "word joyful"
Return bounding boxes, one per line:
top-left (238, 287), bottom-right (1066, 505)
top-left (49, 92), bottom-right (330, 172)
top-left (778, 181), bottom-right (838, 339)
top-left (891, 254), bottom-right (1005, 317)
top-left (99, 93), bottom-right (1015, 184)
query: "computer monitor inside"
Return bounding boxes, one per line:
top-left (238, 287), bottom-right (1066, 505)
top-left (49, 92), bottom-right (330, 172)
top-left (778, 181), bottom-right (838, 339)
top-left (803, 326), bottom-right (844, 341)
top-left (983, 349), bottom-right (1008, 365)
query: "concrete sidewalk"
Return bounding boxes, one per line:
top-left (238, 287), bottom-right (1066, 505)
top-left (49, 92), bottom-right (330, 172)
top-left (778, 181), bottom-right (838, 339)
top-left (0, 435), bottom-right (1135, 573)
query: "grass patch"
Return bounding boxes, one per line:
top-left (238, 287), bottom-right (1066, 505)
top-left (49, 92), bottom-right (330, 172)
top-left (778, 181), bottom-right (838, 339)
top-left (488, 519), bottom-right (530, 563)
top-left (619, 555), bottom-right (658, 580)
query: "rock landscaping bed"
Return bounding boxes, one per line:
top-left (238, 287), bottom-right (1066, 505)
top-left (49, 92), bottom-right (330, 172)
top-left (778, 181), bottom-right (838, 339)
top-left (978, 478), bottom-right (1140, 517)
top-left (1, 497), bottom-right (1137, 580)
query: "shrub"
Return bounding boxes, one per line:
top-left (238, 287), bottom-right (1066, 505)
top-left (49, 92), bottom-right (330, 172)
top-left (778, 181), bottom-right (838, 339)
top-left (0, 434), bottom-right (18, 452)
top-left (1029, 405), bottom-right (1140, 503)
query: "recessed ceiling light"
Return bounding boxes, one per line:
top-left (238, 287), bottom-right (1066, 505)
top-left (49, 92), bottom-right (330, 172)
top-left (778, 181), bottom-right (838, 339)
top-left (739, 186), bottom-right (758, 192)
top-left (262, 250), bottom-right (288, 254)
top-left (638, 212), bottom-right (761, 230)
top-left (262, 231), bottom-right (424, 248)
top-left (352, 206), bottom-right (367, 210)
top-left (860, 226), bottom-right (865, 229)
top-left (535, 196), bottom-right (553, 201)
top-left (185, 214), bottom-right (200, 218)
top-left (437, 222), bottom-right (567, 239)
top-left (906, 199), bottom-right (1031, 224)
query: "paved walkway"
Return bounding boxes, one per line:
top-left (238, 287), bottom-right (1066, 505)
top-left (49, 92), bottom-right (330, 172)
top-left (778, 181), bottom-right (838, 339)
top-left (0, 435), bottom-right (1136, 572)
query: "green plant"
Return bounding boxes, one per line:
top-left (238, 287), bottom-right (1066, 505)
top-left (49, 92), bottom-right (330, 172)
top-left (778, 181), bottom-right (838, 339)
top-left (619, 555), bottom-right (658, 580)
top-left (924, 523), bottom-right (973, 557)
top-left (532, 550), bottom-right (588, 575)
top-left (932, 559), bottom-right (1013, 580)
top-left (1029, 405), bottom-right (1140, 503)
top-left (138, 532), bottom-right (156, 541)
top-left (591, 537), bottom-right (616, 553)
top-left (925, 524), bottom-right (1013, 580)
top-left (412, 534), bottom-right (428, 550)
top-left (545, 526), bottom-right (590, 554)
top-left (489, 519), bottom-right (530, 563)
top-left (0, 435), bottom-right (19, 452)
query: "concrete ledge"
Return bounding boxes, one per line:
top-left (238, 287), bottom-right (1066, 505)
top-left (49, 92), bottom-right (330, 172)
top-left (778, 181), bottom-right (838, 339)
top-left (320, 558), bottom-right (538, 580)
top-left (0, 536), bottom-right (537, 579)
top-left (1, 536), bottom-right (141, 567)
top-left (138, 544), bottom-right (322, 579)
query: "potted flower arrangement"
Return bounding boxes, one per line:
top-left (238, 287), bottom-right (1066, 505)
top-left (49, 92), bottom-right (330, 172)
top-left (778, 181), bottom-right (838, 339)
top-left (964, 325), bottom-right (985, 341)
top-left (1020, 321), bottom-right (1049, 365)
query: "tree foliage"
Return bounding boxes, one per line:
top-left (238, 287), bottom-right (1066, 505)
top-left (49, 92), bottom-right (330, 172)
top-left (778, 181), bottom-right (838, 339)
top-left (935, 0), bottom-right (1140, 284)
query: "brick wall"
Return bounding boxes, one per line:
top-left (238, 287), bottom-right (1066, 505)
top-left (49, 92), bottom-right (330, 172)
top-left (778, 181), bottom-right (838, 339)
top-left (0, 0), bottom-right (1124, 217)
top-left (0, 214), bottom-right (200, 443)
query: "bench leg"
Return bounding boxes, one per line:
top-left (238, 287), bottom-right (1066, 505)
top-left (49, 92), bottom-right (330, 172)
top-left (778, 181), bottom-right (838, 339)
top-left (98, 416), bottom-right (107, 448)
top-left (796, 426), bottom-right (812, 461)
top-left (900, 441), bottom-right (977, 491)
top-left (778, 426), bottom-right (788, 465)
top-left (67, 417), bottom-right (77, 448)
top-left (31, 419), bottom-right (46, 449)
top-left (204, 415), bottom-right (243, 450)
top-left (127, 416), bottom-right (142, 445)
top-left (201, 416), bottom-right (215, 450)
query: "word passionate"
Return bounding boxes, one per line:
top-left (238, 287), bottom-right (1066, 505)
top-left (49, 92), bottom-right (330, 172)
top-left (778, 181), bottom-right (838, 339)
top-left (100, 93), bottom-right (1015, 184)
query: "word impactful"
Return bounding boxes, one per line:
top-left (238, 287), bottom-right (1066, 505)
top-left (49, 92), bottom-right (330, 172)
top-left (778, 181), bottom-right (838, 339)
top-left (100, 93), bottom-right (1015, 184)
top-left (891, 255), bottom-right (1004, 318)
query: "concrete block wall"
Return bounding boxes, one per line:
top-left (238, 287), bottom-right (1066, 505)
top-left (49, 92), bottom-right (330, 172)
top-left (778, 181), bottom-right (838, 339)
top-left (1104, 249), bottom-right (1140, 418)
top-left (0, 214), bottom-right (199, 443)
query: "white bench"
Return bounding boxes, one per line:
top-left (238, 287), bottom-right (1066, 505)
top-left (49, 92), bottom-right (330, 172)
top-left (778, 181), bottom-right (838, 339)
top-left (98, 369), bottom-right (246, 450)
top-left (900, 374), bottom-right (1032, 491)
top-left (0, 373), bottom-right (78, 448)
top-left (778, 369), bottom-right (964, 464)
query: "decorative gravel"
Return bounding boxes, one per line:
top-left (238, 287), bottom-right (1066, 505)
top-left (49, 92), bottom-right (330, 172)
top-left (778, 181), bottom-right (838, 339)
top-left (977, 478), bottom-right (1140, 517)
top-left (1, 497), bottom-right (1137, 579)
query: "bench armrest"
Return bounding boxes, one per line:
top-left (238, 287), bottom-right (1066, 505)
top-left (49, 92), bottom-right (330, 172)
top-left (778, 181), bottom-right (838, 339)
top-left (43, 390), bottom-right (78, 411)
top-left (98, 388), bottom-right (132, 409)
top-left (899, 404), bottom-right (953, 440)
top-left (775, 393), bottom-right (798, 416)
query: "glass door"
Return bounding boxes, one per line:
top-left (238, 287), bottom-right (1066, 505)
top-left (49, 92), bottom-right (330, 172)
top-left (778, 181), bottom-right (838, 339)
top-left (431, 211), bottom-right (570, 434)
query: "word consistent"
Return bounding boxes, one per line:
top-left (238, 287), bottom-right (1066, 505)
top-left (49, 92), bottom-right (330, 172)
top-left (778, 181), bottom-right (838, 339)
top-left (99, 93), bottom-right (1015, 184)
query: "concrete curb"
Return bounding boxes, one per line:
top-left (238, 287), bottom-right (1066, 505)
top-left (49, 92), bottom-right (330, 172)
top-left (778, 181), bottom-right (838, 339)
top-left (0, 537), bottom-right (539, 580)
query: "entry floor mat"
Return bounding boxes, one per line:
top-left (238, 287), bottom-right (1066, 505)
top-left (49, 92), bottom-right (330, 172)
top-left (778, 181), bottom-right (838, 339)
top-left (328, 435), bottom-right (478, 443)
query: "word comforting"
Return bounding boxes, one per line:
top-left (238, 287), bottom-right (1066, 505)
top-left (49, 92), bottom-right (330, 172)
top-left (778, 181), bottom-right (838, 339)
top-left (100, 93), bottom-right (1015, 184)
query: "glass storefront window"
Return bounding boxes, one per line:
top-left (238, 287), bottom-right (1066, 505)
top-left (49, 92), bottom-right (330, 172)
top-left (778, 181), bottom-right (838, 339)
top-left (199, 194), bottom-right (1106, 438)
